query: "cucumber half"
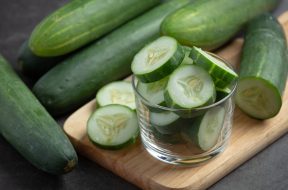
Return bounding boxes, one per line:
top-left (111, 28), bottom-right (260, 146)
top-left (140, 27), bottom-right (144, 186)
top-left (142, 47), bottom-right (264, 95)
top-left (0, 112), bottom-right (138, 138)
top-left (165, 64), bottom-right (216, 109)
top-left (96, 81), bottom-right (135, 110)
top-left (131, 36), bottom-right (185, 83)
top-left (181, 106), bottom-right (226, 151)
top-left (87, 104), bottom-right (139, 150)
top-left (235, 77), bottom-right (282, 119)
top-left (190, 46), bottom-right (238, 85)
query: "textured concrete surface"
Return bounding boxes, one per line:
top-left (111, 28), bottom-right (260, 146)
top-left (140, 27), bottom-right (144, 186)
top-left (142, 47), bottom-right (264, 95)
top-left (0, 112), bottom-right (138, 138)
top-left (0, 0), bottom-right (288, 189)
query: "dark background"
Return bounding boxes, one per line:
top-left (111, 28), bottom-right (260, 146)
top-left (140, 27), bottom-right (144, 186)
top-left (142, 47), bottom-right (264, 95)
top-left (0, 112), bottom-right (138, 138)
top-left (0, 0), bottom-right (288, 189)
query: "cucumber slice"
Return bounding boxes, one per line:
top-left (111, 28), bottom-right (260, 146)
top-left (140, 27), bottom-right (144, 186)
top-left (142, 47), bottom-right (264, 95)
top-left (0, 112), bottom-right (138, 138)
top-left (212, 76), bottom-right (229, 89)
top-left (235, 77), bottom-right (282, 119)
top-left (165, 64), bottom-right (216, 109)
top-left (87, 104), bottom-right (139, 150)
top-left (96, 81), bottom-right (135, 110)
top-left (216, 87), bottom-right (231, 102)
top-left (137, 76), bottom-right (168, 105)
top-left (190, 46), bottom-right (238, 85)
top-left (181, 46), bottom-right (193, 65)
top-left (181, 106), bottom-right (226, 151)
top-left (131, 36), bottom-right (185, 83)
top-left (150, 111), bottom-right (180, 135)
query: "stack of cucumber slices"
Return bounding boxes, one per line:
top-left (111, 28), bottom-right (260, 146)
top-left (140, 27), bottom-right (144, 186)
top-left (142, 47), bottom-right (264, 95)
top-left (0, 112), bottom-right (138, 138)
top-left (132, 36), bottom-right (238, 151)
top-left (87, 81), bottom-right (139, 150)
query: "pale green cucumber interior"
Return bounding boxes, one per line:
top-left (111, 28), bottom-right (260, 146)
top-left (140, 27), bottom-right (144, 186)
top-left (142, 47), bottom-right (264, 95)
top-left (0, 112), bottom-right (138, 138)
top-left (87, 105), bottom-right (138, 146)
top-left (132, 36), bottom-right (177, 74)
top-left (150, 111), bottom-right (179, 126)
top-left (96, 81), bottom-right (135, 110)
top-left (236, 78), bottom-right (282, 119)
top-left (198, 106), bottom-right (225, 151)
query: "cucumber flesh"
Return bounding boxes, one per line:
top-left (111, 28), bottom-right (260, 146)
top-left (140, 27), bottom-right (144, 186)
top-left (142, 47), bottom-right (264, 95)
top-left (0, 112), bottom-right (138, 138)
top-left (190, 46), bottom-right (238, 84)
top-left (182, 106), bottom-right (226, 151)
top-left (165, 64), bottom-right (216, 109)
top-left (137, 76), bottom-right (168, 105)
top-left (235, 77), bottom-right (282, 119)
top-left (96, 81), bottom-right (135, 110)
top-left (87, 104), bottom-right (139, 150)
top-left (132, 36), bottom-right (184, 83)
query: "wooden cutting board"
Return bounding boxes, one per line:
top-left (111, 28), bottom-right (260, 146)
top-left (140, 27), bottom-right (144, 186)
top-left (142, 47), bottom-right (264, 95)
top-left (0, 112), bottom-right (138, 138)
top-left (64, 12), bottom-right (288, 190)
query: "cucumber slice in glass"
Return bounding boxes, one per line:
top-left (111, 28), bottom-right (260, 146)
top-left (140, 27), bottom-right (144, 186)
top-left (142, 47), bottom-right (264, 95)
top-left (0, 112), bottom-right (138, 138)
top-left (216, 87), bottom-right (231, 102)
top-left (181, 106), bottom-right (226, 151)
top-left (150, 111), bottom-right (180, 135)
top-left (96, 81), bottom-right (135, 110)
top-left (165, 64), bottom-right (216, 109)
top-left (87, 104), bottom-right (139, 150)
top-left (131, 36), bottom-right (185, 83)
top-left (181, 46), bottom-right (193, 65)
top-left (212, 76), bottom-right (229, 89)
top-left (190, 46), bottom-right (238, 85)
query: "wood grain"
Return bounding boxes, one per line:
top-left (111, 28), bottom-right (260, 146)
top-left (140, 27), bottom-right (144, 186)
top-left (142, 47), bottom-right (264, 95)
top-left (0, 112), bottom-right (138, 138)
top-left (64, 12), bottom-right (288, 190)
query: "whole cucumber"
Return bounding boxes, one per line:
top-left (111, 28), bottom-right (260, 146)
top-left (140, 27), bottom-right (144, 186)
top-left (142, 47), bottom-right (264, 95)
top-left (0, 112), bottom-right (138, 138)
top-left (0, 55), bottom-right (78, 174)
top-left (236, 14), bottom-right (288, 119)
top-left (29, 0), bottom-right (160, 57)
top-left (161, 0), bottom-right (280, 50)
top-left (33, 0), bottom-right (192, 116)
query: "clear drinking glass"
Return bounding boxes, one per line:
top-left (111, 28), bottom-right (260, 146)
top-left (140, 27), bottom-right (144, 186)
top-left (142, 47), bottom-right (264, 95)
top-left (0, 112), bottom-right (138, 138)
top-left (132, 54), bottom-right (237, 166)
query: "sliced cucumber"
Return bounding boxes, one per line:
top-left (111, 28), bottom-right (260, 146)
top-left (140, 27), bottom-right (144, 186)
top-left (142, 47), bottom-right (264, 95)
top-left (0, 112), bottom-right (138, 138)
top-left (212, 76), bottom-right (229, 89)
top-left (96, 81), bottom-right (135, 110)
top-left (235, 78), bottom-right (282, 119)
top-left (131, 36), bottom-right (185, 83)
top-left (181, 46), bottom-right (193, 65)
top-left (137, 76), bottom-right (168, 106)
top-left (190, 46), bottom-right (238, 85)
top-left (150, 111), bottom-right (180, 135)
top-left (216, 87), bottom-right (231, 102)
top-left (87, 104), bottom-right (139, 150)
top-left (181, 106), bottom-right (226, 151)
top-left (165, 64), bottom-right (216, 109)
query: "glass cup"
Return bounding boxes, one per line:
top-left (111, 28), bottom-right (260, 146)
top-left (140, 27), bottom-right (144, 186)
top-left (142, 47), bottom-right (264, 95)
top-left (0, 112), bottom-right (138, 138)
top-left (132, 54), bottom-right (237, 166)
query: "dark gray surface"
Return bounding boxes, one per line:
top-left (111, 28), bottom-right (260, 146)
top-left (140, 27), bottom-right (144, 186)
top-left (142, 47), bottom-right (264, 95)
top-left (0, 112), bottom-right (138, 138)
top-left (0, 0), bottom-right (287, 189)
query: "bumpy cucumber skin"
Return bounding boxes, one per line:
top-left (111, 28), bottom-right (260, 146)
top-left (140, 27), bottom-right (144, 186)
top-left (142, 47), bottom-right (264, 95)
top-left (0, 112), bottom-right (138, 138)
top-left (135, 42), bottom-right (185, 83)
top-left (29, 0), bottom-right (160, 57)
top-left (0, 55), bottom-right (77, 174)
top-left (236, 14), bottom-right (288, 119)
top-left (18, 40), bottom-right (65, 78)
top-left (161, 0), bottom-right (279, 50)
top-left (33, 0), bottom-right (192, 116)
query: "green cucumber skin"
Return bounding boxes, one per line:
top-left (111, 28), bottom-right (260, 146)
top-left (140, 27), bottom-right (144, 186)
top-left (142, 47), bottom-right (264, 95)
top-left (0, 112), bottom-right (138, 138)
top-left (29, 0), bottom-right (160, 57)
top-left (18, 40), bottom-right (65, 78)
top-left (33, 0), bottom-right (192, 116)
top-left (161, 0), bottom-right (279, 50)
top-left (0, 55), bottom-right (77, 174)
top-left (136, 43), bottom-right (185, 83)
top-left (237, 14), bottom-right (288, 119)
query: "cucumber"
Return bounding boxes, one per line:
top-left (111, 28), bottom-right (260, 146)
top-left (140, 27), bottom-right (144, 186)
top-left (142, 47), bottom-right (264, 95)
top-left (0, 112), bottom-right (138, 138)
top-left (18, 40), bottom-right (65, 78)
top-left (33, 0), bottom-right (192, 116)
top-left (164, 64), bottom-right (216, 109)
top-left (190, 46), bottom-right (238, 84)
top-left (181, 46), bottom-right (193, 65)
top-left (29, 0), bottom-right (160, 57)
top-left (137, 76), bottom-right (168, 105)
top-left (161, 0), bottom-right (280, 50)
top-left (212, 76), bottom-right (230, 89)
top-left (96, 81), bottom-right (135, 110)
top-left (181, 106), bottom-right (226, 151)
top-left (216, 87), bottom-right (231, 102)
top-left (150, 111), bottom-right (180, 135)
top-left (132, 36), bottom-right (185, 83)
top-left (87, 104), bottom-right (139, 150)
top-left (0, 55), bottom-right (77, 174)
top-left (235, 14), bottom-right (288, 119)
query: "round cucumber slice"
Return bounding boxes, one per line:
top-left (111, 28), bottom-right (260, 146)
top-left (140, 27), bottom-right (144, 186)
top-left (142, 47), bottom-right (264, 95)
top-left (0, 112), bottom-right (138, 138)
top-left (235, 77), bottom-right (282, 119)
top-left (190, 46), bottom-right (238, 85)
top-left (96, 81), bottom-right (135, 110)
top-left (150, 111), bottom-right (180, 135)
top-left (131, 36), bottom-right (185, 83)
top-left (87, 104), bottom-right (139, 150)
top-left (165, 64), bottom-right (216, 109)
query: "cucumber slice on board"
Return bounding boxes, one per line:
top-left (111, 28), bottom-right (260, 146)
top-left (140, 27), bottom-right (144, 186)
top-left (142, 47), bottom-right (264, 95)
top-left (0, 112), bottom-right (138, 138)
top-left (181, 106), bottom-right (226, 151)
top-left (137, 76), bottom-right (168, 106)
top-left (190, 46), bottom-right (238, 85)
top-left (165, 64), bottom-right (216, 109)
top-left (181, 46), bottom-right (193, 65)
top-left (87, 104), bottom-right (139, 150)
top-left (96, 81), bottom-right (135, 110)
top-left (131, 36), bottom-right (185, 83)
top-left (150, 111), bottom-right (180, 135)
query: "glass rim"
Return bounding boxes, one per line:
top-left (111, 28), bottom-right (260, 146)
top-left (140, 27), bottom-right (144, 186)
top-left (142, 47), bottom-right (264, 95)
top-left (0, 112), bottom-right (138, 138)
top-left (132, 52), bottom-right (238, 112)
